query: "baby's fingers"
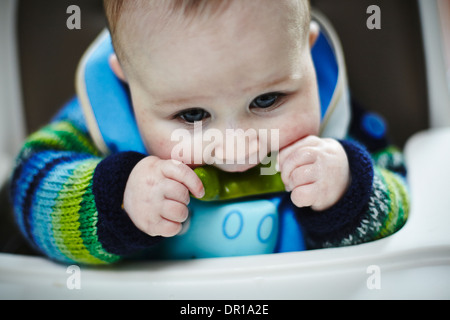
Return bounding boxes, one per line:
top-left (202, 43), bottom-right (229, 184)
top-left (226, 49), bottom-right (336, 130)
top-left (161, 160), bottom-right (205, 199)
top-left (285, 164), bottom-right (318, 191)
top-left (156, 199), bottom-right (190, 237)
top-left (161, 200), bottom-right (189, 224)
top-left (278, 136), bottom-right (321, 165)
top-left (290, 184), bottom-right (318, 208)
top-left (162, 179), bottom-right (191, 205)
top-left (279, 147), bottom-right (317, 188)
top-left (152, 218), bottom-right (183, 238)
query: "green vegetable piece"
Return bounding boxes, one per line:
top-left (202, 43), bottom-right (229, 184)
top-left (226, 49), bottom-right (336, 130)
top-left (194, 166), bottom-right (220, 201)
top-left (194, 162), bottom-right (285, 201)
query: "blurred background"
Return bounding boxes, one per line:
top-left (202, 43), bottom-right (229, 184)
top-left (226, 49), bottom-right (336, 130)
top-left (15, 0), bottom-right (435, 146)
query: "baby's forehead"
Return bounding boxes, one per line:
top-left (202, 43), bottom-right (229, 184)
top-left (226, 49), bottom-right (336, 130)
top-left (116, 0), bottom-right (309, 37)
top-left (113, 0), bottom-right (310, 69)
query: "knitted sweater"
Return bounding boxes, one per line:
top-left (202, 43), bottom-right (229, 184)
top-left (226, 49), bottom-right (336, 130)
top-left (9, 99), bottom-right (409, 265)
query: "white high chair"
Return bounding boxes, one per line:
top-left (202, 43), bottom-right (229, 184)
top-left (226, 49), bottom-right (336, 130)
top-left (0, 0), bottom-right (449, 299)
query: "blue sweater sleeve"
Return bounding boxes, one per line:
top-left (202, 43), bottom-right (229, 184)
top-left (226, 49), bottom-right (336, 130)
top-left (93, 151), bottom-right (163, 255)
top-left (9, 100), bottom-right (162, 265)
top-left (295, 140), bottom-right (375, 245)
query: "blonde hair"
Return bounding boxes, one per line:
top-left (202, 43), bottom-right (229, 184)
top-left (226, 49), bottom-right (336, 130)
top-left (103, 0), bottom-right (311, 64)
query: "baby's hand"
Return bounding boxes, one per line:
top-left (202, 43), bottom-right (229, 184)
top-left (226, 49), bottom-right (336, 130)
top-left (123, 156), bottom-right (205, 237)
top-left (278, 136), bottom-right (351, 211)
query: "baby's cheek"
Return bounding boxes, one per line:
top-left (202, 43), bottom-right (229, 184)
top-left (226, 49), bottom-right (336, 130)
top-left (277, 115), bottom-right (320, 149)
top-left (142, 128), bottom-right (202, 166)
top-left (279, 128), bottom-right (299, 149)
top-left (278, 125), bottom-right (309, 150)
top-left (144, 135), bottom-right (175, 159)
top-left (153, 138), bottom-right (200, 166)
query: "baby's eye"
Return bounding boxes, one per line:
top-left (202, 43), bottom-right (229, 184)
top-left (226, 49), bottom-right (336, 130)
top-left (177, 108), bottom-right (210, 123)
top-left (250, 93), bottom-right (285, 109)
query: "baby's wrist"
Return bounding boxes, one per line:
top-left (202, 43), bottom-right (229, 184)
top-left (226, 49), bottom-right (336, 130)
top-left (295, 139), bottom-right (374, 241)
top-left (93, 152), bottom-right (162, 255)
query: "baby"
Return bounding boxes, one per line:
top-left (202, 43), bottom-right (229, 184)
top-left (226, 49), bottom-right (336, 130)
top-left (108, 0), bottom-right (350, 237)
top-left (10, 0), bottom-right (409, 264)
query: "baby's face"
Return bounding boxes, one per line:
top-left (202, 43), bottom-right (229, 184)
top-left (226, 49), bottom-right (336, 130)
top-left (120, 0), bottom-right (320, 172)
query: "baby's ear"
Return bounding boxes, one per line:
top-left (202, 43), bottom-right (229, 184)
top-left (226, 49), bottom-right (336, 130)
top-left (309, 21), bottom-right (320, 49)
top-left (109, 53), bottom-right (127, 82)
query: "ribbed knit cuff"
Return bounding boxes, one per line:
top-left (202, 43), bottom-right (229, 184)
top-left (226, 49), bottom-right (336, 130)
top-left (93, 151), bottom-right (162, 256)
top-left (295, 139), bottom-right (374, 244)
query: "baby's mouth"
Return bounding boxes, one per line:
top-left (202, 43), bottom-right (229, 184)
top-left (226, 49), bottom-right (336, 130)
top-left (212, 162), bottom-right (260, 173)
